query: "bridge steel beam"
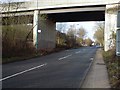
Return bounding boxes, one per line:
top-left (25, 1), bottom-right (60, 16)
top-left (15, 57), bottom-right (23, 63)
top-left (104, 4), bottom-right (118, 51)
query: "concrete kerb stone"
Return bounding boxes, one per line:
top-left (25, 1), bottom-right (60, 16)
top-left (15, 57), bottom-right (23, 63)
top-left (79, 49), bottom-right (97, 88)
top-left (81, 48), bottom-right (111, 88)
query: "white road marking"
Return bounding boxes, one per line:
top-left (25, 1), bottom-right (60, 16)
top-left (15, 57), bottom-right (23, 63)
top-left (0, 63), bottom-right (47, 81)
top-left (75, 51), bottom-right (81, 54)
top-left (58, 54), bottom-right (72, 60)
top-left (65, 50), bottom-right (69, 51)
top-left (90, 58), bottom-right (94, 61)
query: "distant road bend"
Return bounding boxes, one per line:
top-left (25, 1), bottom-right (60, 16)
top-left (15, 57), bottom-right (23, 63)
top-left (2, 47), bottom-right (97, 88)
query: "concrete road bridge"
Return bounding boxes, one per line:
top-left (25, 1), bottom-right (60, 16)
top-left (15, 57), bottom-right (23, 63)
top-left (1, 0), bottom-right (120, 54)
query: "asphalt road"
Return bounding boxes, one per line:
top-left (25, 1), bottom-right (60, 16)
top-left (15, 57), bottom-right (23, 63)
top-left (2, 46), bottom-right (97, 88)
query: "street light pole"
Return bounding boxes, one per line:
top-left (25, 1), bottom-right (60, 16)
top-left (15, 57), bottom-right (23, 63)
top-left (37, 0), bottom-right (38, 9)
top-left (75, 24), bottom-right (80, 44)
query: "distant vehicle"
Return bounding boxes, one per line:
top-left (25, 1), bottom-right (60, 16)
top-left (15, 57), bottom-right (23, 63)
top-left (96, 45), bottom-right (103, 48)
top-left (96, 45), bottom-right (100, 48)
top-left (96, 45), bottom-right (101, 48)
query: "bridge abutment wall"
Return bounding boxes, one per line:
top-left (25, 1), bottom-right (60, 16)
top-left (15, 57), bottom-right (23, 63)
top-left (104, 4), bottom-right (118, 51)
top-left (33, 10), bottom-right (56, 50)
top-left (37, 16), bottom-right (56, 50)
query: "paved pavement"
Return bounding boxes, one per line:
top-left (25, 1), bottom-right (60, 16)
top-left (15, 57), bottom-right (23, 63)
top-left (2, 47), bottom-right (97, 88)
top-left (82, 48), bottom-right (111, 88)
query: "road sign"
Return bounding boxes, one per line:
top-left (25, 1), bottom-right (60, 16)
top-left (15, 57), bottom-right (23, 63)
top-left (117, 11), bottom-right (120, 27)
top-left (116, 29), bottom-right (120, 56)
top-left (116, 11), bottom-right (120, 56)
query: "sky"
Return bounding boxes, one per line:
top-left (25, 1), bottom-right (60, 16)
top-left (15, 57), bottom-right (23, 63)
top-left (56, 21), bottom-right (103, 41)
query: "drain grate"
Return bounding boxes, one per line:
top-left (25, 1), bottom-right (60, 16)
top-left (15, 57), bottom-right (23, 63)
top-left (96, 62), bottom-right (105, 65)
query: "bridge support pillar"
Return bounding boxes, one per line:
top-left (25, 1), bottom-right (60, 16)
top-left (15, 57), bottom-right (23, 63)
top-left (37, 18), bottom-right (56, 50)
top-left (104, 4), bottom-right (118, 51)
top-left (33, 10), bottom-right (39, 49)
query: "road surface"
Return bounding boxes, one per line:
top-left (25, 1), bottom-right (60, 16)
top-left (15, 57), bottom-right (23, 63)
top-left (2, 47), bottom-right (97, 88)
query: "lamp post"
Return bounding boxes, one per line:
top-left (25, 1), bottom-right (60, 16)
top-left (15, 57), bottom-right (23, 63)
top-left (37, 0), bottom-right (38, 9)
top-left (75, 24), bottom-right (80, 43)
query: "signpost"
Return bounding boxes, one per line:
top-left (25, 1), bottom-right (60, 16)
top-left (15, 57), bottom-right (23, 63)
top-left (116, 11), bottom-right (120, 56)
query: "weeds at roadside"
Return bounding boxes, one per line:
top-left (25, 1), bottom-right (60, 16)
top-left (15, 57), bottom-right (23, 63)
top-left (103, 48), bottom-right (120, 88)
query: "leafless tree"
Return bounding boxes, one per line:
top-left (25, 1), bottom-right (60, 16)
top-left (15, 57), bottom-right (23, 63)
top-left (94, 22), bottom-right (104, 46)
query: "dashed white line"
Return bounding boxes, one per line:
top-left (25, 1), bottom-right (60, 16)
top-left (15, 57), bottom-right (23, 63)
top-left (0, 63), bottom-right (47, 81)
top-left (65, 50), bottom-right (69, 51)
top-left (90, 58), bottom-right (94, 61)
top-left (75, 51), bottom-right (81, 54)
top-left (58, 54), bottom-right (72, 60)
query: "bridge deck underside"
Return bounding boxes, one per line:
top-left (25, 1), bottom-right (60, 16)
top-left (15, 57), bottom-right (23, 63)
top-left (48, 11), bottom-right (105, 22)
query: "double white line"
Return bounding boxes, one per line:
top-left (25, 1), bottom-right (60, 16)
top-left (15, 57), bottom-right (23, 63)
top-left (0, 63), bottom-right (47, 81)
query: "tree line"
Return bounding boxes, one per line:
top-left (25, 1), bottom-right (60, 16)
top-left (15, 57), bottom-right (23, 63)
top-left (56, 24), bottom-right (94, 48)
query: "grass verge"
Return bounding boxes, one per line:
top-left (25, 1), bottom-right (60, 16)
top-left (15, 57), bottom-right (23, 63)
top-left (103, 49), bottom-right (120, 88)
top-left (2, 47), bottom-right (69, 64)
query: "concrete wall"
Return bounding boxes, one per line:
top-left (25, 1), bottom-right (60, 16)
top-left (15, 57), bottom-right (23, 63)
top-left (104, 4), bottom-right (118, 51)
top-left (37, 18), bottom-right (56, 50)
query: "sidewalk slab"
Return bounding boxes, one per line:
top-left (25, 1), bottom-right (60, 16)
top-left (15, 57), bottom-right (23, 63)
top-left (82, 48), bottom-right (111, 88)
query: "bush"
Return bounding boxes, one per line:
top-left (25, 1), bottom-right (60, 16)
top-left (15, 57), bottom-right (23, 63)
top-left (2, 40), bottom-right (36, 57)
top-left (2, 25), bottom-right (36, 60)
top-left (103, 48), bottom-right (120, 88)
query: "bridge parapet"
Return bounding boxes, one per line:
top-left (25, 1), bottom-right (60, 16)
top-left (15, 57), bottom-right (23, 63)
top-left (30, 0), bottom-right (119, 9)
top-left (1, 0), bottom-right (120, 13)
